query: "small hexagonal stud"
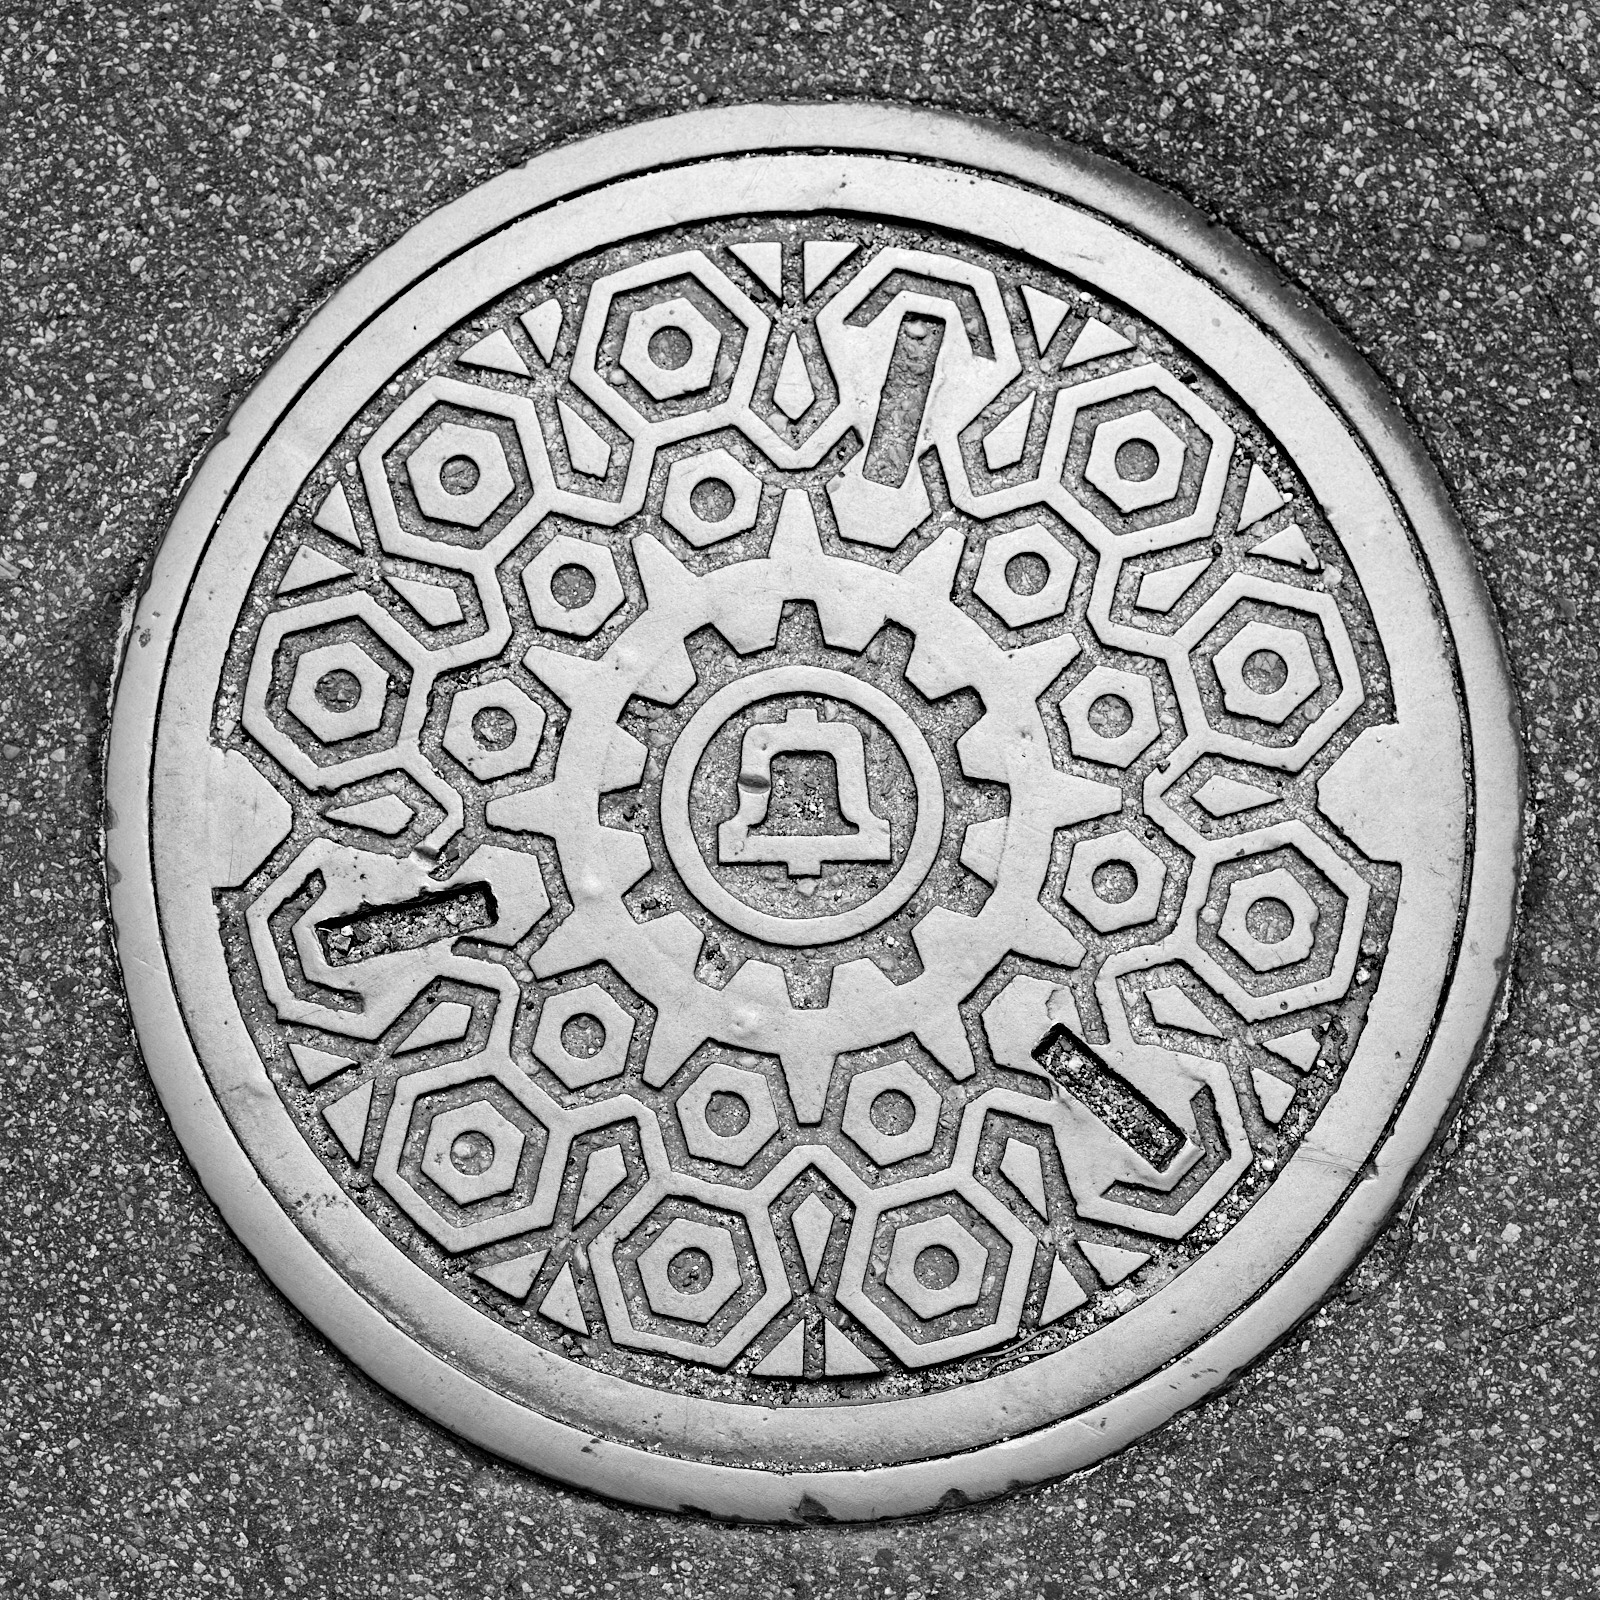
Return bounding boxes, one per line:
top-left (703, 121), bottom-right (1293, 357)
top-left (287, 641), bottom-right (390, 743)
top-left (619, 297), bottom-right (722, 400)
top-left (1213, 620), bottom-right (1320, 724)
top-left (661, 448), bottom-right (762, 547)
top-left (1085, 407), bottom-right (1187, 513)
top-left (1064, 829), bottom-right (1169, 933)
top-left (533, 984), bottom-right (635, 1089)
top-left (973, 523), bottom-right (1079, 628)
top-left (637, 1217), bottom-right (741, 1323)
top-left (406, 420), bottom-right (515, 527)
top-left (443, 680), bottom-right (546, 781)
top-left (419, 1099), bottom-right (526, 1206)
top-left (1220, 866), bottom-right (1320, 972)
top-left (523, 534), bottom-right (625, 639)
top-left (1060, 665), bottom-right (1161, 768)
top-left (842, 1060), bottom-right (943, 1167)
top-left (676, 1060), bottom-right (780, 1168)
top-left (884, 1213), bottom-right (988, 1320)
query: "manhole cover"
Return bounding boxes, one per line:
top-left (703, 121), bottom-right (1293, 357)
top-left (107, 107), bottom-right (1522, 1519)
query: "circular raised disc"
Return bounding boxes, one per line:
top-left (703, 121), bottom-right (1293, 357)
top-left (106, 106), bottom-right (1522, 1522)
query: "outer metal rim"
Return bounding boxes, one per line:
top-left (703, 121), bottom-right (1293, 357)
top-left (105, 104), bottom-right (1524, 1521)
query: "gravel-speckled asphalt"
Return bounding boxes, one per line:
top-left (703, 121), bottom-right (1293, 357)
top-left (1, 3), bottom-right (1596, 1597)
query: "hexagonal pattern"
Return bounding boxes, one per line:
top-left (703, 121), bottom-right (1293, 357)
top-left (662, 448), bottom-right (762, 547)
top-left (420, 1099), bottom-right (526, 1205)
top-left (1060, 665), bottom-right (1161, 768)
top-left (676, 1061), bottom-right (780, 1168)
top-left (1064, 829), bottom-right (1169, 933)
top-left (406, 420), bottom-right (515, 527)
top-left (1084, 408), bottom-right (1185, 512)
top-left (620, 297), bottom-right (722, 400)
top-left (884, 1214), bottom-right (988, 1319)
top-left (1220, 865), bottom-right (1320, 972)
top-left (534, 984), bottom-right (635, 1089)
top-left (638, 1217), bottom-right (741, 1323)
top-left (973, 523), bottom-right (1079, 628)
top-left (1214, 620), bottom-right (1320, 724)
top-left (523, 534), bottom-right (625, 638)
top-left (286, 641), bottom-right (390, 743)
top-left (842, 1061), bottom-right (943, 1167)
top-left (443, 680), bottom-right (546, 781)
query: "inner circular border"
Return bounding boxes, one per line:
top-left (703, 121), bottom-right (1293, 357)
top-left (660, 664), bottom-right (946, 946)
top-left (103, 105), bottom-right (1524, 1521)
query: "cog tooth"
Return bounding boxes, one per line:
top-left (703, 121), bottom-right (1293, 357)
top-left (767, 487), bottom-right (826, 568)
top-left (980, 972), bottom-right (1080, 1078)
top-left (530, 903), bottom-right (612, 979)
top-left (484, 785), bottom-right (563, 836)
top-left (641, 1003), bottom-right (711, 1089)
top-left (959, 816), bottom-right (1008, 886)
top-left (599, 728), bottom-right (648, 792)
top-left (905, 632), bottom-right (972, 701)
top-left (722, 957), bottom-right (791, 1025)
top-left (825, 955), bottom-right (897, 1012)
top-left (642, 909), bottom-right (704, 973)
top-left (1007, 631), bottom-right (1082, 698)
top-left (708, 593), bottom-right (783, 655)
top-left (615, 632), bottom-right (696, 705)
top-left (631, 530), bottom-right (698, 610)
top-left (521, 645), bottom-right (598, 708)
top-left (1044, 768), bottom-right (1123, 828)
top-left (1010, 904), bottom-right (1087, 969)
top-left (912, 1001), bottom-right (976, 1080)
top-left (778, 1043), bottom-right (837, 1126)
top-left (954, 719), bottom-right (1011, 783)
top-left (901, 523), bottom-right (965, 603)
top-left (592, 825), bottom-right (652, 896)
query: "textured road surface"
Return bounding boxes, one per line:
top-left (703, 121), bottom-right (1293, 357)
top-left (2, 3), bottom-right (1596, 1597)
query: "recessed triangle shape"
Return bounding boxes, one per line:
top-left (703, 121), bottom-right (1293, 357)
top-left (1063, 317), bottom-right (1134, 367)
top-left (538, 1263), bottom-right (588, 1334)
top-left (278, 544), bottom-right (352, 596)
top-left (1079, 1239), bottom-right (1149, 1287)
top-left (473, 1249), bottom-right (548, 1300)
top-left (559, 400), bottom-right (611, 478)
top-left (773, 334), bottom-right (816, 421)
top-left (982, 392), bottom-right (1035, 471)
top-left (1264, 1029), bottom-right (1320, 1072)
top-left (822, 1320), bottom-right (878, 1376)
top-left (1237, 462), bottom-right (1286, 530)
top-left (312, 483), bottom-right (361, 548)
top-left (519, 298), bottom-right (562, 363)
top-left (1135, 554), bottom-right (1210, 613)
top-left (1021, 284), bottom-right (1071, 355)
top-left (1252, 521), bottom-right (1320, 570)
top-left (753, 1321), bottom-right (806, 1377)
top-left (460, 327), bottom-right (530, 377)
top-left (1193, 774), bottom-right (1278, 818)
top-left (289, 1041), bottom-right (355, 1086)
top-left (395, 1001), bottom-right (472, 1055)
top-left (729, 240), bottom-right (783, 297)
top-left (791, 1194), bottom-right (834, 1285)
top-left (1041, 1256), bottom-right (1089, 1324)
top-left (803, 239), bottom-right (857, 297)
top-left (999, 1138), bottom-right (1048, 1217)
top-left (1251, 1067), bottom-right (1297, 1125)
top-left (574, 1144), bottom-right (627, 1223)
top-left (1147, 984), bottom-right (1223, 1038)
top-left (322, 1079), bottom-right (372, 1162)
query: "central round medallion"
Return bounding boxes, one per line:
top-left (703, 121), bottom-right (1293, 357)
top-left (661, 664), bottom-right (944, 945)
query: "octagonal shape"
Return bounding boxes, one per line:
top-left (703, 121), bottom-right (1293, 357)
top-left (1214, 619), bottom-right (1320, 725)
top-left (1085, 408), bottom-right (1186, 512)
top-left (524, 533), bottom-right (625, 638)
top-left (1064, 829), bottom-right (1169, 933)
top-left (1060, 665), bottom-right (1161, 768)
top-left (406, 420), bottom-right (515, 528)
top-left (534, 984), bottom-right (635, 1089)
top-left (638, 1217), bottom-right (741, 1323)
top-left (973, 522), bottom-right (1079, 627)
top-left (620, 297), bottom-right (722, 400)
top-left (443, 680), bottom-right (546, 781)
top-left (1220, 865), bottom-right (1320, 972)
top-left (286, 641), bottom-right (390, 744)
top-left (662, 448), bottom-right (762, 547)
top-left (420, 1099), bottom-right (526, 1206)
top-left (884, 1213), bottom-right (989, 1320)
top-left (676, 1060), bottom-right (780, 1168)
top-left (842, 1060), bottom-right (943, 1167)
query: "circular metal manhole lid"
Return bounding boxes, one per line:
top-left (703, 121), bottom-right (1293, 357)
top-left (107, 107), bottom-right (1522, 1519)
